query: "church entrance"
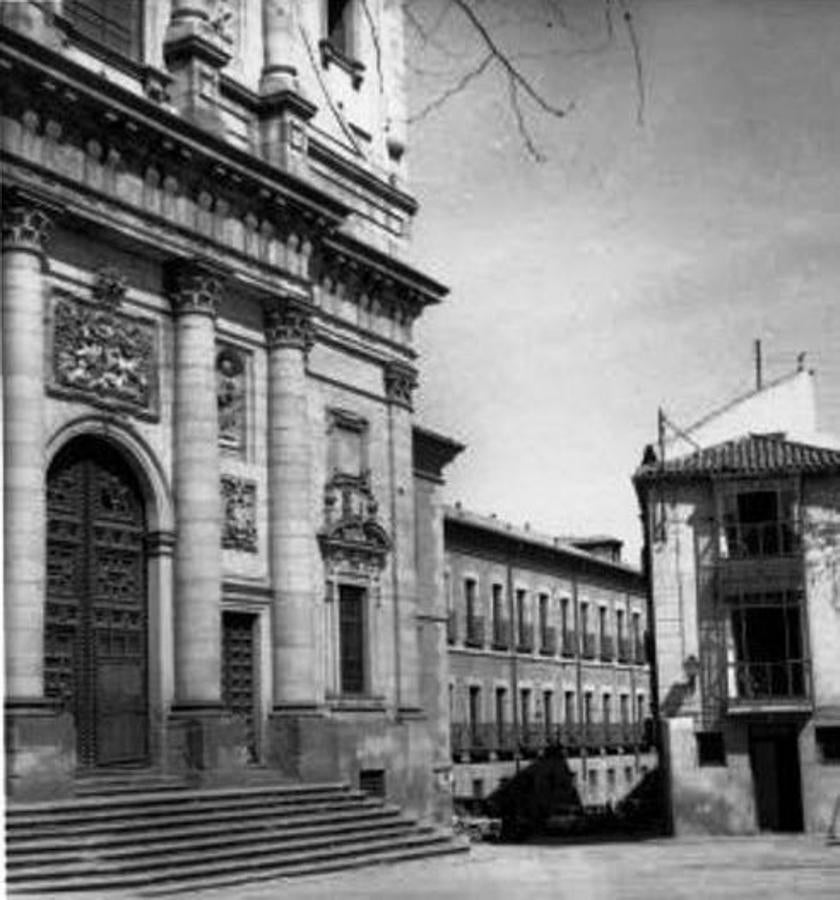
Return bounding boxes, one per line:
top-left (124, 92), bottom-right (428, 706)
top-left (45, 437), bottom-right (149, 767)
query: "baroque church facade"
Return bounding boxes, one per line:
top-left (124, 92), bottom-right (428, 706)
top-left (2, 0), bottom-right (459, 822)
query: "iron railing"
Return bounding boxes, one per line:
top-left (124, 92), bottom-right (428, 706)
top-left (720, 519), bottom-right (799, 559)
top-left (492, 618), bottom-right (511, 650)
top-left (539, 626), bottom-right (557, 656)
top-left (517, 623), bottom-right (534, 653)
top-left (617, 637), bottom-right (631, 663)
top-left (465, 615), bottom-right (485, 648)
top-left (600, 635), bottom-right (615, 662)
top-left (728, 659), bottom-right (811, 704)
top-left (562, 629), bottom-right (577, 657)
top-left (582, 632), bottom-right (597, 659)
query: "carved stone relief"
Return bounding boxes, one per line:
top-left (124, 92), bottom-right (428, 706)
top-left (217, 345), bottom-right (247, 451)
top-left (49, 269), bottom-right (158, 419)
top-left (221, 475), bottom-right (258, 553)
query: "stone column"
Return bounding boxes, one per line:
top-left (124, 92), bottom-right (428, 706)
top-left (168, 261), bottom-right (225, 710)
top-left (384, 360), bottom-right (421, 714)
top-left (3, 189), bottom-right (75, 799)
top-left (3, 189), bottom-right (57, 703)
top-left (264, 296), bottom-right (317, 712)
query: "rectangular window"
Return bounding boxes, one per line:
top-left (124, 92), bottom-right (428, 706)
top-left (516, 589), bottom-right (527, 635)
top-left (472, 778), bottom-right (484, 799)
top-left (602, 693), bottom-right (611, 724)
top-left (620, 693), bottom-right (630, 724)
top-left (607, 768), bottom-right (616, 792)
top-left (625, 765), bottom-right (634, 784)
top-left (617, 609), bottom-right (625, 642)
top-left (728, 589), bottom-right (807, 701)
top-left (465, 578), bottom-right (477, 625)
top-left (543, 690), bottom-right (553, 734)
top-left (539, 593), bottom-right (549, 635)
top-left (580, 602), bottom-right (589, 634)
top-left (326, 0), bottom-right (356, 58)
top-left (584, 691), bottom-right (593, 725)
top-left (588, 768), bottom-right (598, 790)
top-left (564, 690), bottom-right (575, 724)
top-left (339, 584), bottom-right (366, 695)
top-left (817, 727), bottom-right (840, 763)
top-left (561, 597), bottom-right (569, 632)
top-left (721, 486), bottom-right (798, 558)
top-left (599, 606), bottom-right (607, 642)
top-left (696, 732), bottom-right (727, 766)
top-left (520, 688), bottom-right (531, 731)
top-left (495, 687), bottom-right (506, 742)
top-left (65, 0), bottom-right (142, 60)
top-left (468, 686), bottom-right (481, 741)
top-left (492, 583), bottom-right (504, 627)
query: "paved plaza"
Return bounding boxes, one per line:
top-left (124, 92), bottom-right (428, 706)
top-left (23, 835), bottom-right (839, 900)
top-left (223, 836), bottom-right (840, 900)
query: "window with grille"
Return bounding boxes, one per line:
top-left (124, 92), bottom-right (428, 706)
top-left (720, 485), bottom-right (798, 559)
top-left (339, 584), bottom-right (365, 695)
top-left (65, 0), bottom-right (142, 60)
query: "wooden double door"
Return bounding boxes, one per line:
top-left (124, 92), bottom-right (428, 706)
top-left (45, 437), bottom-right (149, 767)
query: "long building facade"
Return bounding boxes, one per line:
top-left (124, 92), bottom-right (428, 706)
top-left (635, 433), bottom-right (840, 835)
top-left (1, 0), bottom-right (458, 821)
top-left (444, 506), bottom-right (656, 810)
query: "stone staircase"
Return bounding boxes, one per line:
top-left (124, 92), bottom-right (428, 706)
top-left (5, 780), bottom-right (467, 895)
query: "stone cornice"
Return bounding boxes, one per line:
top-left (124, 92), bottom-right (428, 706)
top-left (0, 24), bottom-right (347, 225)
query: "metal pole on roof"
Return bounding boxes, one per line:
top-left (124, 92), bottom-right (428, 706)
top-left (755, 339), bottom-right (763, 390)
top-left (657, 407), bottom-right (666, 463)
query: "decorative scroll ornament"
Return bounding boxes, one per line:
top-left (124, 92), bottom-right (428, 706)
top-left (167, 259), bottom-right (225, 318)
top-left (50, 283), bottom-right (157, 417)
top-left (92, 266), bottom-right (128, 310)
top-left (264, 297), bottom-right (315, 353)
top-left (319, 472), bottom-right (391, 579)
top-left (383, 360), bottom-right (417, 410)
top-left (221, 475), bottom-right (258, 553)
top-left (217, 346), bottom-right (246, 450)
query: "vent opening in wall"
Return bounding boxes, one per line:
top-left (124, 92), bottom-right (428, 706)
top-left (696, 731), bottom-right (727, 767)
top-left (359, 768), bottom-right (386, 798)
top-left (816, 727), bottom-right (840, 763)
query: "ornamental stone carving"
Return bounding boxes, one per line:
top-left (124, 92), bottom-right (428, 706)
top-left (49, 279), bottom-right (158, 418)
top-left (1, 189), bottom-right (58, 257)
top-left (383, 360), bottom-right (417, 410)
top-left (221, 475), bottom-right (258, 553)
top-left (264, 297), bottom-right (315, 352)
top-left (217, 345), bottom-right (247, 451)
top-left (319, 472), bottom-right (390, 578)
top-left (167, 259), bottom-right (225, 318)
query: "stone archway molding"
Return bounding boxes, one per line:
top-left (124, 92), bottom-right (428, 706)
top-left (46, 414), bottom-right (174, 534)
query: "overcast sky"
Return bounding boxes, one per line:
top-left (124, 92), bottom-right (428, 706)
top-left (405, 0), bottom-right (840, 562)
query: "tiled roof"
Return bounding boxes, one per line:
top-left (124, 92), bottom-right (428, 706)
top-left (635, 433), bottom-right (840, 481)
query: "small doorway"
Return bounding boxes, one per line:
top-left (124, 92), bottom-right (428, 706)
top-left (222, 612), bottom-right (259, 762)
top-left (749, 725), bottom-right (804, 832)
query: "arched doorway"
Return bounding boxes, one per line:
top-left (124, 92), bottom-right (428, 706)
top-left (46, 436), bottom-right (149, 767)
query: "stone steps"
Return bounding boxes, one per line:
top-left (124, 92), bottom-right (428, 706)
top-left (6, 780), bottom-right (467, 895)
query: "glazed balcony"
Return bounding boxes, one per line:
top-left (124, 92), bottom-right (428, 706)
top-left (561, 629), bottom-right (577, 658)
top-left (539, 626), bottom-right (557, 656)
top-left (600, 635), bottom-right (615, 662)
top-left (517, 623), bottom-right (534, 654)
top-left (464, 615), bottom-right (485, 649)
top-left (727, 659), bottom-right (812, 713)
top-left (492, 618), bottom-right (511, 650)
top-left (719, 519), bottom-right (800, 560)
top-left (582, 632), bottom-right (597, 660)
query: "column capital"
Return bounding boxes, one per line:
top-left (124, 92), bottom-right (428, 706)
top-left (1, 187), bottom-right (61, 259)
top-left (383, 360), bottom-right (417, 410)
top-left (263, 296), bottom-right (315, 352)
top-left (166, 258), bottom-right (226, 318)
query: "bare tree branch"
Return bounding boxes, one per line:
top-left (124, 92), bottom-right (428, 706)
top-left (508, 76), bottom-right (545, 163)
top-left (358, 0), bottom-right (385, 94)
top-left (617, 0), bottom-right (645, 125)
top-left (408, 51), bottom-right (494, 124)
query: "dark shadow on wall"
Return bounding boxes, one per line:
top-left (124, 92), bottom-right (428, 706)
top-left (481, 747), bottom-right (667, 842)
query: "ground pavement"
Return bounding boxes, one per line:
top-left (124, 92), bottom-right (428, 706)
top-left (12, 835), bottom-right (840, 899)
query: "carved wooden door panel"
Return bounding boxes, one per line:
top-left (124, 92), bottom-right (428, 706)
top-left (46, 438), bottom-right (148, 767)
top-left (222, 612), bottom-right (257, 762)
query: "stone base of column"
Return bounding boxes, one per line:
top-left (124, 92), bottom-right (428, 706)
top-left (166, 703), bottom-right (249, 780)
top-left (265, 707), bottom-right (337, 783)
top-left (5, 698), bottom-right (76, 800)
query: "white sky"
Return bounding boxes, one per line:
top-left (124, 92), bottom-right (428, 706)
top-left (405, 0), bottom-right (840, 562)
